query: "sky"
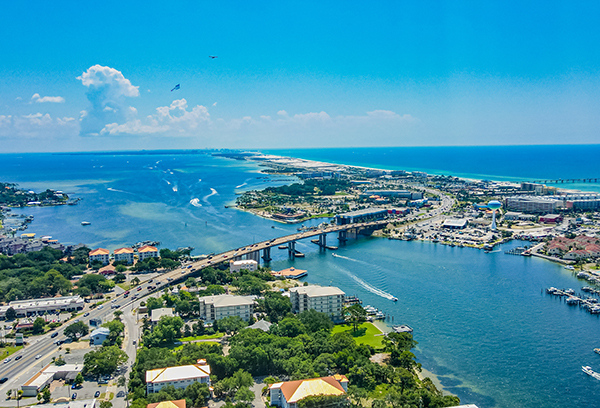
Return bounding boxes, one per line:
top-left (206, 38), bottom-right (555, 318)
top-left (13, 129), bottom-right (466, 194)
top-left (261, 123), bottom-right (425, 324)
top-left (1, 1), bottom-right (600, 152)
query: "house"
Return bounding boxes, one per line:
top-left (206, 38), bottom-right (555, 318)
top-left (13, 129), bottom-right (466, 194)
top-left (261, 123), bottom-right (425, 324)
top-left (289, 285), bottom-right (345, 321)
top-left (146, 360), bottom-right (211, 394)
top-left (151, 308), bottom-right (174, 325)
top-left (114, 247), bottom-right (135, 264)
top-left (146, 400), bottom-right (186, 408)
top-left (564, 249), bottom-right (590, 261)
top-left (247, 319), bottom-right (272, 332)
top-left (138, 245), bottom-right (159, 261)
top-left (89, 248), bottom-right (110, 265)
top-left (90, 327), bottom-right (110, 346)
top-left (197, 294), bottom-right (255, 323)
top-left (229, 259), bottom-right (258, 273)
top-left (269, 375), bottom-right (348, 408)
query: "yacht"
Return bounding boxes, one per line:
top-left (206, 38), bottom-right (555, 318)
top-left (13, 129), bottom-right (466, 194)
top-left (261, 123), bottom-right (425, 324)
top-left (81, 221), bottom-right (91, 226)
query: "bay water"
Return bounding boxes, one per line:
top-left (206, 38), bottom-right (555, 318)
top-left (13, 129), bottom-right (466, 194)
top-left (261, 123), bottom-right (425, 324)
top-left (1, 149), bottom-right (599, 407)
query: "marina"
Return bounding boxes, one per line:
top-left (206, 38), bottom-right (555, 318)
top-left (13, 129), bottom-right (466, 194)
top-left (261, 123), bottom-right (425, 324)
top-left (545, 287), bottom-right (600, 315)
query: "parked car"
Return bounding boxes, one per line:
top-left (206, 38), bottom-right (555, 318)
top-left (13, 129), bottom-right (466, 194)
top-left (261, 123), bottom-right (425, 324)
top-left (71, 393), bottom-right (77, 400)
top-left (116, 391), bottom-right (125, 398)
top-left (94, 391), bottom-right (101, 398)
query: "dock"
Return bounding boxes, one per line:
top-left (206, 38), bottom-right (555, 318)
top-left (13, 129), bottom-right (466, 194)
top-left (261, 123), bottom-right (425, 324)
top-left (545, 287), bottom-right (600, 315)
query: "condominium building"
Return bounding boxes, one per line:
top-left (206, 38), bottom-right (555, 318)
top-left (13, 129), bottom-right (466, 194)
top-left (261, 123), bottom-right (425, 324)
top-left (197, 294), bottom-right (255, 323)
top-left (229, 259), bottom-right (258, 273)
top-left (146, 360), bottom-right (211, 394)
top-left (138, 245), bottom-right (159, 261)
top-left (89, 248), bottom-right (110, 265)
top-left (289, 285), bottom-right (345, 320)
top-left (114, 247), bottom-right (135, 264)
top-left (504, 197), bottom-right (559, 214)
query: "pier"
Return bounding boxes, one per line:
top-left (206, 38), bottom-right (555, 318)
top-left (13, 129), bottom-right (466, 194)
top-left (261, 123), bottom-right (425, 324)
top-left (528, 177), bottom-right (599, 184)
top-left (545, 287), bottom-right (600, 315)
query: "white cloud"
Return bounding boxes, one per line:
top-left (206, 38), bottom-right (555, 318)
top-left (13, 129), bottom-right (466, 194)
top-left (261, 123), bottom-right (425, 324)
top-left (31, 93), bottom-right (65, 103)
top-left (77, 65), bottom-right (139, 136)
top-left (0, 113), bottom-right (77, 138)
top-left (212, 102), bottom-right (217, 106)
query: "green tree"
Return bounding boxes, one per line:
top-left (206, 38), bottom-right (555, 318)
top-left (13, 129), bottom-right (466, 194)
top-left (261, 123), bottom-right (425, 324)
top-left (131, 277), bottom-right (140, 287)
top-left (146, 297), bottom-right (164, 311)
top-left (74, 373), bottom-right (84, 387)
top-left (100, 401), bottom-right (113, 408)
top-left (83, 345), bottom-right (128, 377)
top-left (215, 316), bottom-right (247, 335)
top-left (42, 388), bottom-right (51, 403)
top-left (344, 304), bottom-right (366, 333)
top-left (298, 309), bottom-right (334, 333)
top-left (64, 321), bottom-right (89, 340)
top-left (262, 292), bottom-right (291, 323)
top-left (5, 307), bottom-right (16, 320)
top-left (234, 387), bottom-right (254, 404)
top-left (32, 317), bottom-right (46, 334)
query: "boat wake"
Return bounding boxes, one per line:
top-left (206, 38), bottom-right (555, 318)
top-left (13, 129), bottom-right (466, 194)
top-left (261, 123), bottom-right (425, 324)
top-left (203, 188), bottom-right (218, 203)
top-left (338, 266), bottom-right (395, 301)
top-left (172, 185), bottom-right (178, 192)
top-left (190, 198), bottom-right (202, 207)
top-left (236, 182), bottom-right (248, 189)
top-left (107, 187), bottom-right (128, 193)
top-left (163, 179), bottom-right (171, 185)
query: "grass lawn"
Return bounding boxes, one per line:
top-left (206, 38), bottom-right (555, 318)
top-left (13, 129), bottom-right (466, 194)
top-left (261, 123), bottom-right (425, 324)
top-left (0, 345), bottom-right (23, 358)
top-left (179, 333), bottom-right (224, 342)
top-left (170, 341), bottom-right (220, 352)
top-left (117, 283), bottom-right (131, 291)
top-left (332, 322), bottom-right (385, 349)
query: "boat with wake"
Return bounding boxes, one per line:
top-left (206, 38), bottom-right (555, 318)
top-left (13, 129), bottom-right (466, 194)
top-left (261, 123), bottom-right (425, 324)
top-left (582, 366), bottom-right (600, 380)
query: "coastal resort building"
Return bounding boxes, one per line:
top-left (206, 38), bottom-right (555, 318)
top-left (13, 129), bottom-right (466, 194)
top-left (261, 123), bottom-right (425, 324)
top-left (269, 375), bottom-right (348, 408)
top-left (146, 400), bottom-right (186, 408)
top-left (289, 285), bottom-right (345, 321)
top-left (114, 247), bottom-right (135, 264)
top-left (22, 363), bottom-right (83, 396)
top-left (0, 295), bottom-right (84, 318)
top-left (146, 359), bottom-right (211, 394)
top-left (229, 259), bottom-right (258, 273)
top-left (151, 308), bottom-right (175, 325)
top-left (442, 219), bottom-right (468, 230)
top-left (90, 327), bottom-right (110, 346)
top-left (335, 208), bottom-right (388, 225)
top-left (89, 248), bottom-right (110, 265)
top-left (197, 294), bottom-right (255, 323)
top-left (271, 267), bottom-right (307, 279)
top-left (504, 196), bottom-right (559, 214)
top-left (138, 245), bottom-right (159, 261)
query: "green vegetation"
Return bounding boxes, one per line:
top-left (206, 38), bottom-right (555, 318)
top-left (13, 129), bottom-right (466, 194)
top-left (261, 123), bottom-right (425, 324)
top-left (0, 344), bottom-right (23, 358)
top-left (332, 322), bottom-right (385, 349)
top-left (178, 333), bottom-right (224, 342)
top-left (63, 321), bottom-right (89, 341)
top-left (83, 345), bottom-right (128, 377)
top-left (0, 182), bottom-right (70, 206)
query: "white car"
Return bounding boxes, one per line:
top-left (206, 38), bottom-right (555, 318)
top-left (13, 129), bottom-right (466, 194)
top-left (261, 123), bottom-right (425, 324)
top-left (35, 354), bottom-right (42, 359)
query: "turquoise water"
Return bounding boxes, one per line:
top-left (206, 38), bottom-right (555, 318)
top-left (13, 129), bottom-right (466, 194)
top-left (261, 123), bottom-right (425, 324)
top-left (1, 150), bottom-right (600, 407)
top-left (264, 145), bottom-right (600, 193)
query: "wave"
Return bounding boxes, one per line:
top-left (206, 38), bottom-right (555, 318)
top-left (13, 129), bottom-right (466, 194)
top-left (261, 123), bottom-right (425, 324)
top-left (190, 198), bottom-right (202, 207)
top-left (203, 188), bottom-right (218, 203)
top-left (235, 182), bottom-right (248, 189)
top-left (107, 187), bottom-right (127, 193)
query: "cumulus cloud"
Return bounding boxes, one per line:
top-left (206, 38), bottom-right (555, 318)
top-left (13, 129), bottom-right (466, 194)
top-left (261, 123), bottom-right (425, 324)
top-left (77, 65), bottom-right (139, 136)
top-left (0, 113), bottom-right (77, 138)
top-left (31, 93), bottom-right (65, 103)
top-left (101, 98), bottom-right (210, 136)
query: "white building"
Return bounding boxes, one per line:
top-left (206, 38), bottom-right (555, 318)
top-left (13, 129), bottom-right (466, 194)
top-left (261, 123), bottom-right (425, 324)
top-left (89, 248), bottom-right (110, 265)
top-left (269, 375), bottom-right (348, 408)
top-left (0, 295), bottom-right (84, 318)
top-left (197, 294), bottom-right (255, 323)
top-left (151, 308), bottom-right (175, 325)
top-left (90, 327), bottom-right (110, 346)
top-left (229, 259), bottom-right (258, 272)
top-left (22, 364), bottom-right (83, 396)
top-left (114, 247), bottom-right (135, 264)
top-left (138, 245), bottom-right (159, 261)
top-left (146, 360), bottom-right (211, 394)
top-left (289, 285), bottom-right (345, 320)
top-left (27, 400), bottom-right (99, 408)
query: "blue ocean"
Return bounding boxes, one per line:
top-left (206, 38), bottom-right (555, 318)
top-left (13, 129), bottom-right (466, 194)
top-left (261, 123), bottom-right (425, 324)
top-left (0, 146), bottom-right (599, 408)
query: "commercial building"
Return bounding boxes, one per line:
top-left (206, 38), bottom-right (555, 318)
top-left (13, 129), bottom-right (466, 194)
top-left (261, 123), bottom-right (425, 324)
top-left (26, 400), bottom-right (99, 408)
top-left (0, 295), bottom-right (84, 318)
top-left (441, 219), bottom-right (468, 230)
top-left (271, 267), bottom-right (307, 279)
top-left (229, 259), bottom-right (258, 273)
top-left (289, 285), bottom-right (345, 320)
top-left (269, 375), bottom-right (348, 408)
top-left (504, 197), bottom-right (559, 214)
top-left (22, 364), bottom-right (83, 396)
top-left (539, 214), bottom-right (563, 224)
top-left (114, 247), bottom-right (135, 264)
top-left (89, 248), bottom-right (110, 265)
top-left (90, 327), bottom-right (110, 346)
top-left (360, 190), bottom-right (423, 200)
top-left (138, 245), bottom-right (159, 261)
top-left (146, 360), bottom-right (211, 394)
top-left (335, 208), bottom-right (388, 225)
top-left (151, 308), bottom-right (175, 325)
top-left (197, 294), bottom-right (255, 323)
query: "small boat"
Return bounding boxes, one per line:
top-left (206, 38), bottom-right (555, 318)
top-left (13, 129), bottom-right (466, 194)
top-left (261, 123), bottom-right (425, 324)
top-left (271, 226), bottom-right (275, 229)
top-left (594, 348), bottom-right (600, 355)
top-left (392, 324), bottom-right (413, 333)
top-left (582, 366), bottom-right (600, 380)
top-left (81, 221), bottom-right (91, 226)
top-left (391, 297), bottom-right (398, 302)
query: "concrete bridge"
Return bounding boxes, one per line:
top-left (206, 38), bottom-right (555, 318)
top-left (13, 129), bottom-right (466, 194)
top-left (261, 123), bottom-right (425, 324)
top-left (529, 178), bottom-right (599, 184)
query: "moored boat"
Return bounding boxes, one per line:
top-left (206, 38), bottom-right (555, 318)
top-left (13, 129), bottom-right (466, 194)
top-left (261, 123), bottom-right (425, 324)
top-left (594, 348), bottom-right (600, 355)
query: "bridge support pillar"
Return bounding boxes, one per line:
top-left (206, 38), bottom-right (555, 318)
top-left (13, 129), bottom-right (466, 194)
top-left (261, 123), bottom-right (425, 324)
top-left (246, 251), bottom-right (260, 263)
top-left (338, 230), bottom-right (347, 242)
top-left (288, 241), bottom-right (296, 259)
top-left (319, 233), bottom-right (327, 249)
top-left (262, 247), bottom-right (271, 263)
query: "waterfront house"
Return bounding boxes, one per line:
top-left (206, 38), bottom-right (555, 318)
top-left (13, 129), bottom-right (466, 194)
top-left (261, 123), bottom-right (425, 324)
top-left (269, 375), bottom-right (348, 408)
top-left (146, 360), bottom-right (211, 394)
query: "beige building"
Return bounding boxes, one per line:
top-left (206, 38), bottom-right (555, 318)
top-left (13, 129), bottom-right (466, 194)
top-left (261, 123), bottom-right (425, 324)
top-left (289, 285), bottom-right (345, 320)
top-left (269, 375), bottom-right (348, 408)
top-left (229, 259), bottom-right (258, 272)
top-left (138, 245), bottom-right (159, 261)
top-left (197, 294), bottom-right (255, 323)
top-left (146, 360), bottom-right (211, 394)
top-left (89, 248), bottom-right (110, 265)
top-left (114, 247), bottom-right (135, 264)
